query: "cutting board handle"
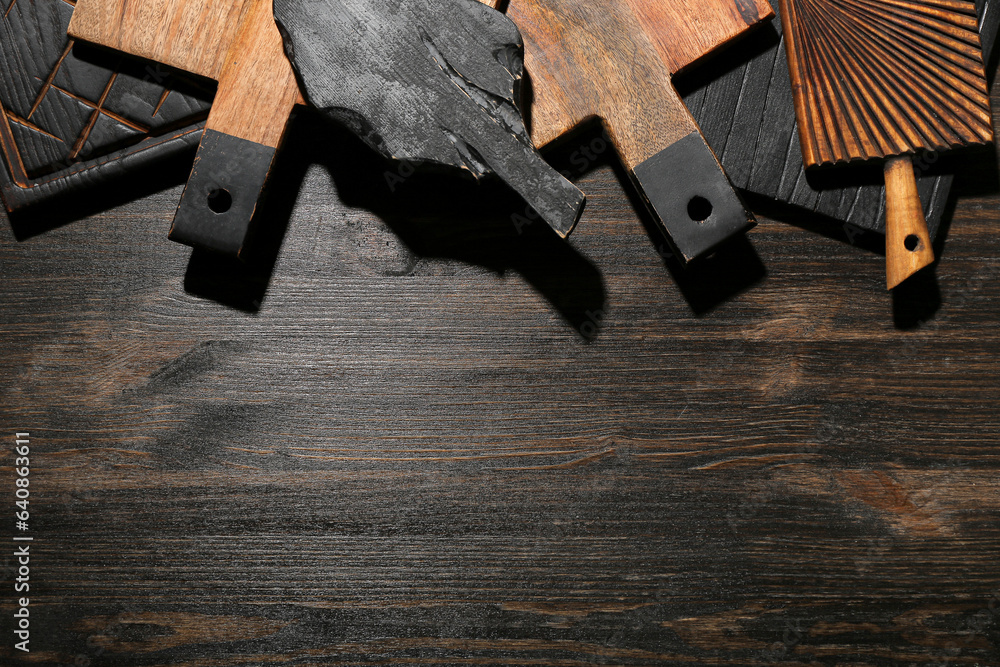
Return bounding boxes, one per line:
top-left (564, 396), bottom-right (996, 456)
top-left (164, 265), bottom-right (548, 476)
top-left (170, 0), bottom-right (301, 258)
top-left (884, 156), bottom-right (935, 290)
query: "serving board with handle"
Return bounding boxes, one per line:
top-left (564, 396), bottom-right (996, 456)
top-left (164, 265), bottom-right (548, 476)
top-left (67, 0), bottom-right (304, 257)
top-left (685, 0), bottom-right (1000, 242)
top-left (483, 0), bottom-right (773, 263)
top-left (779, 0), bottom-right (993, 288)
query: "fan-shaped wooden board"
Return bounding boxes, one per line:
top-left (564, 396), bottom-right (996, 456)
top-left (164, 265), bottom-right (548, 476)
top-left (781, 0), bottom-right (994, 167)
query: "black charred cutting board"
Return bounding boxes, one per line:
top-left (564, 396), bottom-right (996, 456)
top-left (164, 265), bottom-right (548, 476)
top-left (683, 0), bottom-right (1000, 239)
top-left (0, 0), bottom-right (212, 214)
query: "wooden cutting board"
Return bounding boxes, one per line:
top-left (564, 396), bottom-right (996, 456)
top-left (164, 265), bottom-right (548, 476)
top-left (683, 0), bottom-right (994, 242)
top-left (68, 0), bottom-right (304, 257)
top-left (485, 0), bottom-right (773, 263)
top-left (780, 0), bottom-right (993, 288)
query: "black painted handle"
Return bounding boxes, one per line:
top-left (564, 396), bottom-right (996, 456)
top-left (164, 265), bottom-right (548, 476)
top-left (631, 131), bottom-right (755, 264)
top-left (169, 129), bottom-right (277, 258)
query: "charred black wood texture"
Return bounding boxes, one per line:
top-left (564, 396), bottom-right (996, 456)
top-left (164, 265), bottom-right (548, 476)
top-left (0, 0), bottom-right (212, 214)
top-left (273, 0), bottom-right (585, 237)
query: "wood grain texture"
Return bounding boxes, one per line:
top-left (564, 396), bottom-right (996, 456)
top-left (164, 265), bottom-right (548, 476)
top-left (68, 0), bottom-right (253, 81)
top-left (1, 85), bottom-right (999, 664)
top-left (69, 0), bottom-right (309, 256)
top-left (69, 0), bottom-right (304, 149)
top-left (684, 0), bottom-right (1000, 238)
top-left (510, 0), bottom-right (693, 168)
top-left (885, 156), bottom-right (935, 289)
top-left (623, 0), bottom-right (771, 74)
top-left (781, 0), bottom-right (993, 167)
top-left (206, 0), bottom-right (301, 147)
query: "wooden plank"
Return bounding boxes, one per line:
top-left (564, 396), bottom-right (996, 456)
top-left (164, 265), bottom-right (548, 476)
top-left (67, 0), bottom-right (255, 81)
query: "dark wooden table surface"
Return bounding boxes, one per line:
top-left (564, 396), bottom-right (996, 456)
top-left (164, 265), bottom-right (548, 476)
top-left (2, 71), bottom-right (999, 665)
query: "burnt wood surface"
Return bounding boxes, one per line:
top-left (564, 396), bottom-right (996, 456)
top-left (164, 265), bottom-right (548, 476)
top-left (683, 0), bottom-right (1000, 239)
top-left (275, 0), bottom-right (584, 237)
top-left (0, 0), bottom-right (212, 214)
top-left (1, 69), bottom-right (999, 665)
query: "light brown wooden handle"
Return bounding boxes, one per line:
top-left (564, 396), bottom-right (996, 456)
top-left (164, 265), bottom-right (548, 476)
top-left (884, 156), bottom-right (934, 290)
top-left (168, 0), bottom-right (302, 257)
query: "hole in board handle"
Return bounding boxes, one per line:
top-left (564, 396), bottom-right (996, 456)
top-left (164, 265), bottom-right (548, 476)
top-left (904, 234), bottom-right (922, 252)
top-left (687, 196), bottom-right (713, 222)
top-left (208, 189), bottom-right (233, 214)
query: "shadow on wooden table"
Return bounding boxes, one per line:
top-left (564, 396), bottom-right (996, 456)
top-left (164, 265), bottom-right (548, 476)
top-left (542, 120), bottom-right (769, 316)
top-left (5, 147), bottom-right (196, 241)
top-left (744, 139), bottom-right (1000, 331)
top-left (748, 192), bottom-right (948, 328)
top-left (183, 110), bottom-right (610, 337)
top-left (888, 145), bottom-right (1000, 328)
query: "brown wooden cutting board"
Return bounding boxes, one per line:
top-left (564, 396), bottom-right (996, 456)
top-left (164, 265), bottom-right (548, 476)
top-left (482, 0), bottom-right (773, 262)
top-left (68, 0), bottom-right (304, 257)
